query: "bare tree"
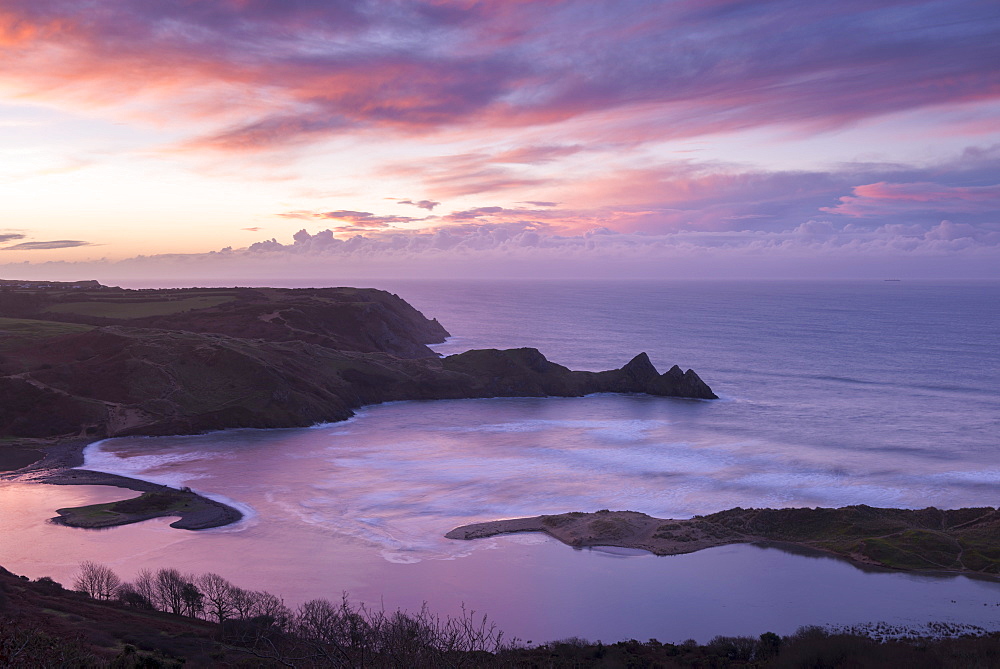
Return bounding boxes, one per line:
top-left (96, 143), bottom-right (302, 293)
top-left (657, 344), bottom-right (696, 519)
top-left (181, 580), bottom-right (204, 618)
top-left (228, 586), bottom-right (257, 620)
top-left (131, 568), bottom-right (159, 611)
top-left (73, 561), bottom-right (121, 601)
top-left (116, 584), bottom-right (154, 609)
top-left (67, 562), bottom-right (519, 667)
top-left (197, 572), bottom-right (235, 623)
top-left (154, 568), bottom-right (187, 615)
top-left (295, 599), bottom-right (343, 645)
top-left (250, 590), bottom-right (291, 626)
top-left (230, 595), bottom-right (516, 668)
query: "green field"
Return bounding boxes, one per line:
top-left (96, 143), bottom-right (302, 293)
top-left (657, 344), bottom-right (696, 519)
top-left (0, 317), bottom-right (93, 352)
top-left (43, 295), bottom-right (236, 319)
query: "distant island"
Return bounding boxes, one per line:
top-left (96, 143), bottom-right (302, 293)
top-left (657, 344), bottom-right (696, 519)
top-left (448, 506), bottom-right (1000, 577)
top-left (0, 281), bottom-right (715, 529)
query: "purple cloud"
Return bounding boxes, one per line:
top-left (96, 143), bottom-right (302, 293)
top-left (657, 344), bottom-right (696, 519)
top-left (3, 1), bottom-right (997, 149)
top-left (2, 240), bottom-right (92, 250)
top-left (277, 210), bottom-right (421, 227)
top-left (398, 199), bottom-right (440, 211)
top-left (823, 182), bottom-right (1000, 217)
top-left (236, 219), bottom-right (1000, 268)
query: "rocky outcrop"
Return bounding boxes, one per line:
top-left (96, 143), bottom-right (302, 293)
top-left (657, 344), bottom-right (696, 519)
top-left (441, 349), bottom-right (716, 400)
top-left (1, 329), bottom-right (716, 439)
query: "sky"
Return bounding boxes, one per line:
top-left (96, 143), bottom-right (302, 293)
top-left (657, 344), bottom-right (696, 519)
top-left (1, 0), bottom-right (998, 282)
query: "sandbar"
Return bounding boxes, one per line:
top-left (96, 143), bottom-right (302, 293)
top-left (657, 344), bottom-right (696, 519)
top-left (0, 437), bottom-right (241, 530)
top-left (447, 507), bottom-right (1000, 577)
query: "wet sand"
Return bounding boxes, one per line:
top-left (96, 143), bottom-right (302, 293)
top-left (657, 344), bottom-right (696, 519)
top-left (0, 437), bottom-right (242, 530)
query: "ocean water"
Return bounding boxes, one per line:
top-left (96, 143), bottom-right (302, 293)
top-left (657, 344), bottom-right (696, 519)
top-left (2, 280), bottom-right (999, 642)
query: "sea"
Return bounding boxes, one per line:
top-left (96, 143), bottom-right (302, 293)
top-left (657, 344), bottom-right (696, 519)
top-left (2, 279), bottom-right (999, 643)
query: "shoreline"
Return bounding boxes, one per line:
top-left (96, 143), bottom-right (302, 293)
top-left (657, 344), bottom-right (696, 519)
top-left (0, 437), bottom-right (243, 530)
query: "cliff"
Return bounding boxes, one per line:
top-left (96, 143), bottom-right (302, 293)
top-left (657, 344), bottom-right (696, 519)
top-left (1, 329), bottom-right (715, 438)
top-left (0, 285), bottom-right (715, 439)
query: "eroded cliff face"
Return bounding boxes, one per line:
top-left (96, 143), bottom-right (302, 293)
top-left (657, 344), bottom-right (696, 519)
top-left (0, 285), bottom-right (716, 439)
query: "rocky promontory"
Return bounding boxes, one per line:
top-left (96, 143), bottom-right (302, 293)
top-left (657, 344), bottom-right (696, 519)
top-left (0, 285), bottom-right (715, 440)
top-left (0, 332), bottom-right (714, 439)
top-left (442, 348), bottom-right (715, 400)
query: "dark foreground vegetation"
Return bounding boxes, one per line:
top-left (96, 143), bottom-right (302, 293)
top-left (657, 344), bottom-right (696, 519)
top-left (2, 563), bottom-right (1000, 668)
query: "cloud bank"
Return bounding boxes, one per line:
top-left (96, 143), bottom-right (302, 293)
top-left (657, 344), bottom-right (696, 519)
top-left (2, 214), bottom-right (996, 285)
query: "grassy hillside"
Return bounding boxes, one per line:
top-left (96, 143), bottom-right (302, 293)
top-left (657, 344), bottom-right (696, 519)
top-left (0, 285), bottom-right (450, 358)
top-left (0, 317), bottom-right (93, 352)
top-left (43, 295), bottom-right (237, 319)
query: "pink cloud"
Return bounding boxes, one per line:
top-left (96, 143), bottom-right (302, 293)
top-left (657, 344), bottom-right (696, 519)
top-left (277, 209), bottom-right (421, 228)
top-left (825, 182), bottom-right (1000, 217)
top-left (1, 1), bottom-right (997, 151)
top-left (397, 199), bottom-right (440, 211)
top-left (492, 145), bottom-right (583, 164)
top-left (382, 151), bottom-right (561, 198)
top-left (2, 239), bottom-right (92, 250)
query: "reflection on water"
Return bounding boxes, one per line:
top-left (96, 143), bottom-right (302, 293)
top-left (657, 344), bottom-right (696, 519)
top-left (1, 394), bottom-right (999, 643)
top-left (4, 480), bottom-right (999, 644)
top-left (85, 395), bottom-right (1000, 559)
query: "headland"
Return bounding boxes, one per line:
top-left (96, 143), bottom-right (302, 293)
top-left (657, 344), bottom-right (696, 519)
top-left (0, 281), bottom-right (715, 529)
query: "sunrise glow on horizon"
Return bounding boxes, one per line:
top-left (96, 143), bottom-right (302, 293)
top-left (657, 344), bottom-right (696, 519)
top-left (1, 0), bottom-right (998, 281)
